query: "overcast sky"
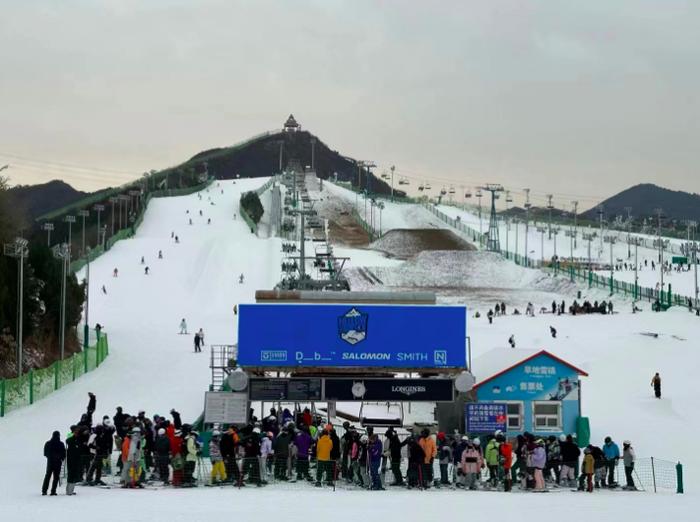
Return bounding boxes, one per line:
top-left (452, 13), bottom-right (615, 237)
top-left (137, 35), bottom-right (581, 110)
top-left (1, 0), bottom-right (698, 209)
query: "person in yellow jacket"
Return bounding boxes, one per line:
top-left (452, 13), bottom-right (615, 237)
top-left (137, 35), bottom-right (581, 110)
top-left (579, 448), bottom-right (595, 492)
top-left (315, 430), bottom-right (334, 487)
top-left (417, 429), bottom-right (437, 488)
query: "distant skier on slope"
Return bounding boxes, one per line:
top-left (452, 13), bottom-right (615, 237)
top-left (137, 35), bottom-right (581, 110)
top-left (508, 335), bottom-right (515, 348)
top-left (651, 372), bottom-right (661, 399)
top-left (550, 326), bottom-right (557, 338)
top-left (194, 331), bottom-right (202, 353)
top-left (141, 256), bottom-right (145, 264)
top-left (239, 273), bottom-right (245, 284)
top-left (102, 285), bottom-right (107, 295)
top-left (144, 266), bottom-right (149, 275)
top-left (113, 268), bottom-right (118, 277)
top-left (179, 319), bottom-right (188, 335)
top-left (158, 250), bottom-right (163, 259)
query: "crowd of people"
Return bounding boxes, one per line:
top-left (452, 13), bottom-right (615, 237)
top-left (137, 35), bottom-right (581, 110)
top-left (41, 395), bottom-right (639, 496)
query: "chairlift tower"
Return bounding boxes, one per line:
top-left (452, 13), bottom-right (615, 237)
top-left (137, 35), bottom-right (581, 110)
top-left (480, 184), bottom-right (504, 252)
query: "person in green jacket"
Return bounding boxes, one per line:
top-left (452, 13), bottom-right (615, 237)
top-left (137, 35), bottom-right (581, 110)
top-left (485, 436), bottom-right (501, 488)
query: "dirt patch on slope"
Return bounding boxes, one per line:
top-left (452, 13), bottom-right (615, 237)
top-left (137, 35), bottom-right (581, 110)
top-left (371, 229), bottom-right (475, 259)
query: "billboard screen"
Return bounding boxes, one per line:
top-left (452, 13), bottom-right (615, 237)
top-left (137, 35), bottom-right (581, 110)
top-left (238, 304), bottom-right (467, 368)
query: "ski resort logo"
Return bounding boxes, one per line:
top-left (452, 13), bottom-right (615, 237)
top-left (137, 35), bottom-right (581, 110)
top-left (338, 308), bottom-right (368, 345)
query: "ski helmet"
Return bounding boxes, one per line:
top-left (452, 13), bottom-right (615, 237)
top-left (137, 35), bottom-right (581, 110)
top-left (623, 440), bottom-right (631, 445)
top-left (158, 428), bottom-right (165, 436)
top-left (212, 430), bottom-right (221, 437)
top-left (461, 435), bottom-right (470, 442)
top-left (361, 435), bottom-right (369, 443)
top-left (559, 434), bottom-right (566, 442)
top-left (473, 438), bottom-right (481, 446)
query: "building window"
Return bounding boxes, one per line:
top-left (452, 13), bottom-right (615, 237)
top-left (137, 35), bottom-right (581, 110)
top-left (504, 401), bottom-right (523, 431)
top-left (532, 401), bottom-right (562, 431)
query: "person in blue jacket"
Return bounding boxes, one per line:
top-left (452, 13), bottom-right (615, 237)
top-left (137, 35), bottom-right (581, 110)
top-left (368, 434), bottom-right (384, 490)
top-left (602, 436), bottom-right (620, 487)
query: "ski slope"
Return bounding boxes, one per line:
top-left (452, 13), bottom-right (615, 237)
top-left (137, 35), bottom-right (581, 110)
top-left (1, 177), bottom-right (699, 520)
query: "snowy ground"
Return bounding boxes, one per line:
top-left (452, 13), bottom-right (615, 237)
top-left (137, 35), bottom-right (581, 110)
top-left (1, 178), bottom-right (698, 519)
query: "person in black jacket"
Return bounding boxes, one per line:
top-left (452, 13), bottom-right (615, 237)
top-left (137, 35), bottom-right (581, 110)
top-left (242, 427), bottom-right (262, 486)
top-left (406, 436), bottom-right (425, 489)
top-left (329, 428), bottom-right (341, 480)
top-left (42, 431), bottom-right (66, 495)
top-left (273, 428), bottom-right (291, 480)
top-left (154, 428), bottom-right (171, 484)
top-left (559, 434), bottom-right (580, 488)
top-left (340, 422), bottom-right (354, 480)
top-left (86, 424), bottom-right (113, 485)
top-left (387, 429), bottom-right (407, 486)
top-left (78, 393), bottom-right (96, 429)
top-left (66, 427), bottom-right (82, 495)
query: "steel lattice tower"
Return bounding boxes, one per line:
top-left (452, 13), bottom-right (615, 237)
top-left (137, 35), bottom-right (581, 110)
top-left (482, 184), bottom-right (505, 252)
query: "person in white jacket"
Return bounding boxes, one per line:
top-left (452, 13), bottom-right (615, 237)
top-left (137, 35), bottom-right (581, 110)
top-left (259, 432), bottom-right (274, 483)
top-left (622, 440), bottom-right (637, 490)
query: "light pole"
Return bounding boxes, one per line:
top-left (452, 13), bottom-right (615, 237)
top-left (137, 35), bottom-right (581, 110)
top-left (64, 215), bottom-right (76, 263)
top-left (583, 232), bottom-right (596, 287)
top-left (476, 189), bottom-right (483, 242)
top-left (78, 209), bottom-right (89, 256)
top-left (377, 201), bottom-right (385, 236)
top-left (628, 236), bottom-right (642, 300)
top-left (537, 226), bottom-right (546, 264)
top-left (692, 241), bottom-right (699, 310)
top-left (52, 243), bottom-right (69, 360)
top-left (546, 194), bottom-right (554, 239)
top-left (3, 237), bottom-right (29, 377)
top-left (109, 196), bottom-right (119, 236)
top-left (524, 189), bottom-right (531, 267)
top-left (83, 246), bottom-right (91, 349)
top-left (597, 205), bottom-right (604, 255)
top-left (93, 204), bottom-right (105, 248)
top-left (655, 237), bottom-right (669, 296)
top-left (42, 222), bottom-right (54, 246)
top-left (552, 226), bottom-right (560, 260)
top-left (514, 218), bottom-right (519, 262)
top-left (654, 208), bottom-right (664, 263)
top-left (390, 165), bottom-right (395, 202)
top-left (566, 230), bottom-right (576, 265)
top-left (572, 201), bottom-right (579, 248)
top-left (604, 236), bottom-right (617, 295)
top-left (625, 206), bottom-right (633, 258)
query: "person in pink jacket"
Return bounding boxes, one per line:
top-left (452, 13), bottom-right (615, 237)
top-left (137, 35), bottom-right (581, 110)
top-left (460, 438), bottom-right (483, 490)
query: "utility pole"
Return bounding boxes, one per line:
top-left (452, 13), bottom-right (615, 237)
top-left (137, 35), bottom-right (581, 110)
top-left (93, 204), bottom-right (105, 248)
top-left (42, 222), bottom-right (54, 247)
top-left (3, 238), bottom-right (29, 377)
top-left (604, 235), bottom-right (617, 294)
top-left (514, 218), bottom-right (519, 262)
top-left (64, 215), bottom-right (76, 263)
top-left (129, 189), bottom-right (141, 214)
top-left (628, 236), bottom-right (642, 300)
top-left (654, 208), bottom-right (664, 263)
top-left (552, 226), bottom-right (560, 260)
top-left (78, 209), bottom-right (89, 256)
top-left (310, 137), bottom-right (316, 172)
top-left (566, 229), bottom-right (576, 265)
top-left (109, 196), bottom-right (119, 236)
top-left (51, 243), bottom-right (70, 361)
top-left (546, 194), bottom-right (554, 239)
top-left (377, 201), bottom-right (384, 236)
top-left (524, 189), bottom-right (531, 267)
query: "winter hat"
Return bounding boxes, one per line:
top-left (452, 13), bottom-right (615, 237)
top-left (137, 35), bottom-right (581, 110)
top-left (253, 427), bottom-right (261, 434)
top-left (461, 435), bottom-right (470, 442)
top-left (212, 430), bottom-right (221, 437)
top-left (623, 440), bottom-right (631, 445)
top-left (472, 438), bottom-right (481, 446)
top-left (437, 432), bottom-right (445, 441)
top-left (158, 428), bottom-right (165, 435)
top-left (584, 448), bottom-right (591, 454)
top-left (559, 434), bottom-right (566, 442)
top-left (266, 432), bottom-right (274, 439)
top-left (174, 430), bottom-right (182, 437)
top-left (360, 435), bottom-right (369, 443)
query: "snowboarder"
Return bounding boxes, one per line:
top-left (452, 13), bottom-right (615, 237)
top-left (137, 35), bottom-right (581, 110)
top-left (508, 335), bottom-right (515, 348)
top-left (207, 218), bottom-right (211, 225)
top-left (239, 273), bottom-right (245, 284)
top-left (602, 436), bottom-right (620, 487)
top-left (179, 319), bottom-right (187, 335)
top-left (101, 285), bottom-right (107, 295)
top-left (158, 250), bottom-right (163, 259)
top-left (113, 268), bottom-right (118, 277)
top-left (144, 266), bottom-right (149, 275)
top-left (140, 256), bottom-right (145, 264)
top-left (175, 236), bottom-right (179, 243)
top-left (42, 431), bottom-right (66, 496)
top-left (651, 372), bottom-right (661, 398)
top-left (209, 431), bottom-right (227, 484)
top-left (550, 326), bottom-right (557, 338)
top-left (194, 331), bottom-right (202, 353)
top-left (622, 440), bottom-right (637, 490)
top-left (487, 309), bottom-right (494, 324)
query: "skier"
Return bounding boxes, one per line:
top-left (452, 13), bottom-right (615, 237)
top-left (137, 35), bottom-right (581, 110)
top-left (559, 434), bottom-right (580, 487)
top-left (552, 301), bottom-right (557, 314)
top-left (622, 440), bottom-right (637, 490)
top-left (207, 218), bottom-right (211, 225)
top-left (65, 425), bottom-right (82, 495)
top-left (113, 268), bottom-right (118, 277)
top-left (239, 273), bottom-right (245, 284)
top-left (545, 435), bottom-right (561, 484)
top-left (602, 436), bottom-right (620, 487)
top-left (42, 431), bottom-right (66, 496)
top-left (198, 328), bottom-right (205, 346)
top-left (498, 434), bottom-right (513, 491)
top-left (158, 250), bottom-right (163, 259)
top-left (460, 438), bottom-right (482, 490)
top-left (189, 218), bottom-right (193, 225)
top-left (495, 303), bottom-right (501, 316)
top-left (531, 439), bottom-right (547, 490)
top-left (437, 433), bottom-right (452, 485)
top-left (315, 429), bottom-right (334, 487)
top-left (175, 235), bottom-right (179, 243)
top-left (550, 326), bottom-right (557, 338)
top-left (209, 430), bottom-right (227, 484)
top-left (487, 309), bottom-right (494, 324)
top-left (144, 266), bottom-right (149, 275)
top-left (140, 256), bottom-right (145, 264)
top-left (294, 426), bottom-right (313, 481)
top-left (580, 448), bottom-right (594, 492)
top-left (387, 429), bottom-right (405, 486)
top-left (179, 318), bottom-right (187, 334)
top-left (194, 331), bottom-right (202, 353)
top-left (368, 433), bottom-right (384, 490)
top-left (233, 304), bottom-right (238, 316)
top-left (508, 335), bottom-right (515, 348)
top-left (651, 372), bottom-right (661, 398)
top-left (154, 428), bottom-right (171, 484)
top-left (501, 302), bottom-right (506, 315)
top-left (101, 285), bottom-right (107, 294)
top-left (418, 428), bottom-right (436, 488)
top-left (484, 436), bottom-right (500, 488)
top-left (199, 210), bottom-right (203, 216)
top-left (171, 231), bottom-right (174, 238)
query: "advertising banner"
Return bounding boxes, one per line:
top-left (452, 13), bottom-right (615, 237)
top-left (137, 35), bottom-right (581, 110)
top-left (324, 378), bottom-right (454, 402)
top-left (238, 304), bottom-right (467, 368)
top-left (465, 403), bottom-right (507, 433)
top-left (248, 378), bottom-right (323, 401)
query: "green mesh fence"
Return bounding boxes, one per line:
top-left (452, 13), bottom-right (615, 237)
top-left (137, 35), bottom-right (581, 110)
top-left (0, 333), bottom-right (109, 417)
top-left (614, 457), bottom-right (683, 493)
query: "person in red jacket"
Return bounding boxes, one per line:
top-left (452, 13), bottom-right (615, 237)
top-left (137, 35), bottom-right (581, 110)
top-left (170, 430), bottom-right (184, 487)
top-left (498, 434), bottom-right (513, 491)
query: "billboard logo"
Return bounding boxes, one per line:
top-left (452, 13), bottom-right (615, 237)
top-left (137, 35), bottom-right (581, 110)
top-left (261, 350), bottom-right (287, 362)
top-left (338, 308), bottom-right (368, 346)
top-left (434, 350), bottom-right (447, 366)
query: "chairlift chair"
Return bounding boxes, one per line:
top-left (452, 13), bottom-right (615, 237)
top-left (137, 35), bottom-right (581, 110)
top-left (449, 185), bottom-right (456, 195)
top-left (440, 187), bottom-right (447, 196)
top-left (359, 401), bottom-right (404, 428)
